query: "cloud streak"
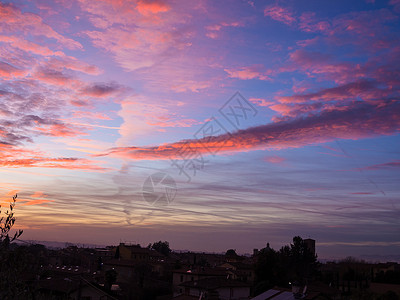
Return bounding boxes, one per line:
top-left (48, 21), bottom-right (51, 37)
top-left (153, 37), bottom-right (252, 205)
top-left (0, 143), bottom-right (108, 171)
top-left (99, 100), bottom-right (400, 160)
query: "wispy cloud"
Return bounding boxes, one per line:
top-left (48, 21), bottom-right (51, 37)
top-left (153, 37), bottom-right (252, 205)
top-left (362, 160), bottom-right (400, 170)
top-left (264, 5), bottom-right (296, 25)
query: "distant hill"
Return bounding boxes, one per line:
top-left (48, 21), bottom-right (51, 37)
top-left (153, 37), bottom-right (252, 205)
top-left (16, 239), bottom-right (107, 249)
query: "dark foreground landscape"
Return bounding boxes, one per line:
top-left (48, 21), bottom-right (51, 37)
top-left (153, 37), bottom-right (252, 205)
top-left (1, 236), bottom-right (400, 300)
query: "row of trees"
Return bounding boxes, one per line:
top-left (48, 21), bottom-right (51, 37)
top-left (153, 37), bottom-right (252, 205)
top-left (254, 236), bottom-right (319, 294)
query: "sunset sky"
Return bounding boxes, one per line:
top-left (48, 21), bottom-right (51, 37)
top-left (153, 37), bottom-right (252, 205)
top-left (1, 0), bottom-right (399, 259)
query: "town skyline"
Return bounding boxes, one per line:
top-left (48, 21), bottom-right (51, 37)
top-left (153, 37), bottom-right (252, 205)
top-left (0, 0), bottom-right (399, 263)
top-left (14, 236), bottom-right (400, 264)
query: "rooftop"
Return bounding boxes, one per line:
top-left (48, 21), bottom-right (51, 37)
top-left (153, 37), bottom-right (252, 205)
top-left (179, 277), bottom-right (250, 290)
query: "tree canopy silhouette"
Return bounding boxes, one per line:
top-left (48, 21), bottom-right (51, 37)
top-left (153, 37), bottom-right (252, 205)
top-left (254, 236), bottom-right (319, 293)
top-left (149, 241), bottom-right (171, 256)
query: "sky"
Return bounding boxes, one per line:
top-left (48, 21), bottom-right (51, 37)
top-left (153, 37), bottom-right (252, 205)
top-left (0, 0), bottom-right (399, 260)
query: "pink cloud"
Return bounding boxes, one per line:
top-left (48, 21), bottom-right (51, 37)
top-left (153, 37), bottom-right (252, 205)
top-left (249, 98), bottom-right (274, 107)
top-left (33, 68), bottom-right (77, 86)
top-left (296, 37), bottom-right (319, 48)
top-left (390, 0), bottom-right (400, 12)
top-left (0, 3), bottom-right (82, 50)
top-left (264, 5), bottom-right (296, 25)
top-left (278, 80), bottom-right (379, 104)
top-left (324, 9), bottom-right (399, 52)
top-left (269, 103), bottom-right (318, 117)
top-left (299, 12), bottom-right (330, 33)
top-left (81, 1), bottom-right (193, 72)
top-left (35, 123), bottom-right (85, 137)
top-left (76, 0), bottom-right (138, 28)
top-left (363, 160), bottom-right (400, 170)
top-left (0, 61), bottom-right (26, 78)
top-left (84, 25), bottom-right (191, 71)
top-left (263, 155), bottom-right (286, 164)
top-left (170, 80), bottom-right (211, 93)
top-left (332, 9), bottom-right (397, 36)
top-left (72, 111), bottom-right (111, 120)
top-left (78, 0), bottom-right (215, 94)
top-left (225, 65), bottom-right (272, 81)
top-left (116, 96), bottom-right (202, 145)
top-left (282, 49), bottom-right (359, 84)
top-left (70, 99), bottom-right (91, 107)
top-left (0, 35), bottom-right (57, 56)
top-left (205, 21), bottom-right (244, 39)
top-left (206, 24), bottom-right (222, 31)
top-left (45, 56), bottom-right (102, 75)
top-left (80, 82), bottom-right (123, 97)
top-left (205, 32), bottom-right (219, 39)
top-left (147, 117), bottom-right (201, 128)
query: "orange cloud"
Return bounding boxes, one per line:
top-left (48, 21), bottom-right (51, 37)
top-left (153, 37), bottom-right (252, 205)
top-left (136, 0), bottom-right (170, 16)
top-left (6, 190), bottom-right (19, 196)
top-left (30, 191), bottom-right (46, 198)
top-left (20, 199), bottom-right (54, 206)
top-left (0, 143), bottom-right (109, 171)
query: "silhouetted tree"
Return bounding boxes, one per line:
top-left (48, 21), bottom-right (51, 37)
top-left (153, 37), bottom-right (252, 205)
top-left (150, 241), bottom-right (171, 256)
top-left (287, 236), bottom-right (318, 282)
top-left (0, 194), bottom-right (27, 299)
top-left (225, 249), bottom-right (237, 256)
top-left (255, 236), bottom-right (319, 292)
top-left (105, 269), bottom-right (117, 290)
top-left (0, 194), bottom-right (23, 247)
